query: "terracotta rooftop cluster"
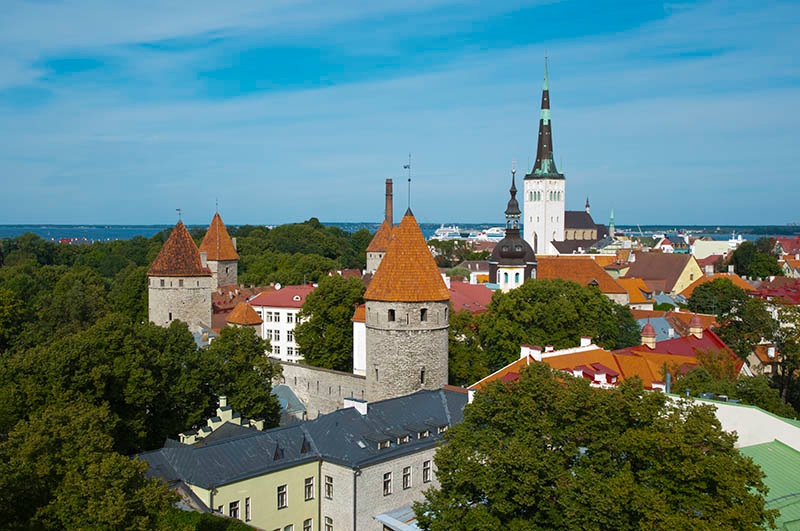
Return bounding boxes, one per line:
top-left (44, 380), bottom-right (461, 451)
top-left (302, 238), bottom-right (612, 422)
top-left (147, 221), bottom-right (211, 277)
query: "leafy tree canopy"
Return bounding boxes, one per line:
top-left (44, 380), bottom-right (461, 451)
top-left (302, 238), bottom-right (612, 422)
top-left (295, 274), bottom-right (365, 372)
top-left (414, 363), bottom-right (776, 530)
top-left (687, 277), bottom-right (749, 317)
top-left (477, 279), bottom-right (640, 371)
top-left (715, 297), bottom-right (777, 360)
top-left (448, 310), bottom-right (488, 387)
top-left (732, 240), bottom-right (782, 279)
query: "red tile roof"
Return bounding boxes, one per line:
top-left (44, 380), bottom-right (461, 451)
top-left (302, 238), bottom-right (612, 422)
top-left (752, 279), bottom-right (800, 305)
top-left (226, 302), bottom-right (262, 325)
top-left (351, 304), bottom-right (366, 323)
top-left (249, 284), bottom-right (316, 309)
top-left (199, 213), bottom-right (239, 261)
top-left (147, 221), bottom-right (212, 277)
top-left (679, 272), bottom-right (753, 298)
top-left (364, 210), bottom-right (450, 302)
top-left (537, 256), bottom-right (626, 294)
top-left (366, 220), bottom-right (394, 252)
top-left (778, 236), bottom-right (800, 255)
top-left (696, 255), bottom-right (722, 270)
top-left (448, 281), bottom-right (493, 314)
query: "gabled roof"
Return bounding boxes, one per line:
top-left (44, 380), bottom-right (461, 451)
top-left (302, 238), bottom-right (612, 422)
top-left (537, 256), bottom-right (626, 294)
top-left (199, 213), bottom-right (239, 261)
top-left (226, 302), bottom-right (262, 326)
top-left (616, 277), bottom-right (652, 304)
top-left (249, 284), bottom-right (316, 309)
top-left (366, 219), bottom-right (394, 252)
top-left (624, 252), bottom-right (694, 293)
top-left (365, 210), bottom-right (450, 302)
top-left (564, 210), bottom-right (597, 230)
top-left (448, 281), bottom-right (492, 314)
top-left (679, 273), bottom-right (753, 298)
top-left (147, 221), bottom-right (212, 277)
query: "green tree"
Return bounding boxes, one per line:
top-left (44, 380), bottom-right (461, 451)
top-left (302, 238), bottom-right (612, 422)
top-left (687, 277), bottom-right (749, 316)
top-left (110, 264), bottom-right (149, 322)
top-left (203, 326), bottom-right (282, 426)
top-left (414, 363), bottom-right (776, 530)
top-left (716, 297), bottom-right (777, 360)
top-left (478, 279), bottom-right (640, 371)
top-left (0, 289), bottom-right (26, 353)
top-left (38, 266), bottom-right (109, 332)
top-left (0, 399), bottom-right (174, 530)
top-left (732, 240), bottom-right (782, 279)
top-left (448, 310), bottom-right (488, 386)
top-left (295, 274), bottom-right (365, 372)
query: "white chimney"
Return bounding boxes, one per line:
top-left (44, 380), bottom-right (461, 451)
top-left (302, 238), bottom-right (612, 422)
top-left (468, 389), bottom-right (475, 404)
top-left (530, 346), bottom-right (543, 361)
top-left (219, 395), bottom-right (227, 407)
top-left (545, 345), bottom-right (554, 353)
top-left (519, 346), bottom-right (530, 360)
top-left (768, 346), bottom-right (776, 359)
top-left (668, 328), bottom-right (674, 338)
top-left (580, 336), bottom-right (591, 347)
top-left (199, 250), bottom-right (208, 268)
top-left (728, 265), bottom-right (734, 274)
top-left (343, 398), bottom-right (367, 416)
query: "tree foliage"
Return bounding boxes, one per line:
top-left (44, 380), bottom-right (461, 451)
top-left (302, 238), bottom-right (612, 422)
top-left (295, 274), bottom-right (365, 372)
top-left (687, 277), bottom-right (749, 316)
top-left (414, 363), bottom-right (776, 530)
top-left (716, 297), bottom-right (777, 360)
top-left (477, 279), bottom-right (640, 371)
top-left (448, 310), bottom-right (489, 387)
top-left (731, 240), bottom-right (782, 279)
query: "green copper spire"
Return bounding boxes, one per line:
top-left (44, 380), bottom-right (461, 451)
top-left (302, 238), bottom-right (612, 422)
top-left (610, 209), bottom-right (615, 224)
top-left (543, 55), bottom-right (549, 91)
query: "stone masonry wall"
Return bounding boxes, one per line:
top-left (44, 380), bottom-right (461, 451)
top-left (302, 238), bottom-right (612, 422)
top-left (207, 259), bottom-right (238, 288)
top-left (148, 275), bottom-right (212, 332)
top-left (366, 251), bottom-right (385, 274)
top-left (279, 362), bottom-right (366, 419)
top-left (365, 300), bottom-right (448, 403)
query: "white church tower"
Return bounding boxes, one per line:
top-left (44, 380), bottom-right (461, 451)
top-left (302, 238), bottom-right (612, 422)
top-left (523, 58), bottom-right (565, 256)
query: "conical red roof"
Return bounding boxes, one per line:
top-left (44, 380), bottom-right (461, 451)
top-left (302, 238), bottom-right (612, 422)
top-left (199, 213), bottom-right (239, 261)
top-left (364, 209), bottom-right (450, 302)
top-left (366, 219), bottom-right (394, 252)
top-left (147, 221), bottom-right (211, 277)
top-left (227, 302), bottom-right (262, 325)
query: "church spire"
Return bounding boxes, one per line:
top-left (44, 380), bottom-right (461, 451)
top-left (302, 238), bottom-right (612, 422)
top-left (527, 57), bottom-right (564, 180)
top-left (505, 164), bottom-right (521, 229)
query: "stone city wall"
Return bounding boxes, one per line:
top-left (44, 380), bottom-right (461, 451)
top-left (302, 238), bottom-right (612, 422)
top-left (279, 362), bottom-right (366, 419)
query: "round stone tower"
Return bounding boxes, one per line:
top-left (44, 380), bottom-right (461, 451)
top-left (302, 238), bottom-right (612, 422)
top-left (147, 221), bottom-right (213, 332)
top-left (364, 208), bottom-right (450, 402)
top-left (199, 212), bottom-right (239, 288)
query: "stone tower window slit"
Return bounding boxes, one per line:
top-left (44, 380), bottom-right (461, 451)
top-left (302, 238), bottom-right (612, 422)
top-left (420, 308), bottom-right (428, 322)
top-left (388, 309), bottom-right (395, 322)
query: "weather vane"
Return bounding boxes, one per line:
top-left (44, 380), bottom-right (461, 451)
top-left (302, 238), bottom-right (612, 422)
top-left (176, 208), bottom-right (182, 221)
top-left (403, 152), bottom-right (412, 209)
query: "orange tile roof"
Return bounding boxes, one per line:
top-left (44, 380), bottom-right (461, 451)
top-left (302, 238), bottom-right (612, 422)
top-left (590, 255), bottom-right (618, 268)
top-left (540, 348), bottom-right (620, 374)
top-left (147, 221), bottom-right (212, 277)
top-left (364, 209), bottom-right (450, 302)
top-left (351, 304), bottom-right (366, 323)
top-left (226, 302), bottom-right (262, 325)
top-left (366, 219), bottom-right (394, 252)
top-left (679, 273), bottom-right (753, 298)
top-left (199, 212), bottom-right (239, 261)
top-left (537, 257), bottom-right (626, 294)
top-left (616, 277), bottom-right (652, 304)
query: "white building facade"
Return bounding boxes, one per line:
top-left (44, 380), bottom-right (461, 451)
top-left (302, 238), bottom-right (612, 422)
top-left (249, 284), bottom-right (316, 364)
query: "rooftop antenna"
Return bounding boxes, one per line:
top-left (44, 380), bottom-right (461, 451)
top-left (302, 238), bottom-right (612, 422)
top-left (176, 208), bottom-right (182, 221)
top-left (403, 152), bottom-right (412, 210)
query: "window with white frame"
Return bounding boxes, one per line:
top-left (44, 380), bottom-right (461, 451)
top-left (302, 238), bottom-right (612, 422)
top-left (383, 472), bottom-right (392, 496)
top-left (229, 500), bottom-right (240, 520)
top-left (265, 311), bottom-right (273, 322)
top-left (287, 330), bottom-right (293, 342)
top-left (277, 484), bottom-right (287, 509)
top-left (403, 466), bottom-right (412, 489)
top-left (303, 519), bottom-right (312, 531)
top-left (275, 312), bottom-right (281, 323)
top-left (287, 347), bottom-right (294, 357)
top-left (325, 475), bottom-right (333, 499)
top-left (275, 330), bottom-right (281, 341)
top-left (287, 313), bottom-right (294, 323)
top-left (273, 345), bottom-right (280, 355)
top-left (304, 477), bottom-right (314, 500)
top-left (245, 497), bottom-right (251, 521)
top-left (284, 525), bottom-right (293, 531)
top-left (423, 460), bottom-right (432, 483)
top-left (265, 329), bottom-right (272, 340)
top-left (325, 517), bottom-right (333, 531)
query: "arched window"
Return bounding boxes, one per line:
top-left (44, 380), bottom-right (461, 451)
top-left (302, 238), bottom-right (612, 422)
top-left (504, 272), bottom-right (509, 283)
top-left (515, 272), bottom-right (520, 283)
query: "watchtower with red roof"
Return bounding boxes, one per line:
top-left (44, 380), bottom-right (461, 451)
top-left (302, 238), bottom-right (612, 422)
top-left (199, 212), bottom-right (239, 288)
top-left (364, 208), bottom-right (450, 402)
top-left (366, 179), bottom-right (395, 274)
top-left (147, 221), bottom-right (213, 331)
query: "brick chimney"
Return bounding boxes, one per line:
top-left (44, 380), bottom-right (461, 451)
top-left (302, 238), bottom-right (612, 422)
top-left (385, 178), bottom-right (393, 226)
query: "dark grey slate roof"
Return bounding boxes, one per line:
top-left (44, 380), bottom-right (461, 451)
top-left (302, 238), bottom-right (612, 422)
top-left (196, 422), bottom-right (258, 444)
top-left (552, 239), bottom-right (602, 254)
top-left (564, 210), bottom-right (597, 230)
top-left (139, 389), bottom-right (467, 488)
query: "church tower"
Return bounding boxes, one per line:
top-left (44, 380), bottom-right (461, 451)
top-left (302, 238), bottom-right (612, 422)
top-left (199, 212), bottom-right (239, 288)
top-left (147, 221), bottom-right (213, 332)
top-left (524, 58), bottom-right (565, 255)
top-left (490, 166), bottom-right (537, 292)
top-left (364, 209), bottom-right (450, 402)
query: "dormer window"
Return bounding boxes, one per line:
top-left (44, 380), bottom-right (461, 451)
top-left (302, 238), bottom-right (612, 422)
top-left (378, 440), bottom-right (390, 450)
top-left (293, 295), bottom-right (301, 302)
top-left (397, 435), bottom-right (409, 444)
top-left (437, 425), bottom-right (448, 434)
top-left (418, 430), bottom-right (430, 439)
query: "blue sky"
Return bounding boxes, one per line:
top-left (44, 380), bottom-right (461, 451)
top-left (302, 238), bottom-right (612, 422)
top-left (1, 0), bottom-right (798, 226)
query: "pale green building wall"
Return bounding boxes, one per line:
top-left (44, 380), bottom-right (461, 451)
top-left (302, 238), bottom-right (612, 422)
top-left (188, 460), bottom-right (319, 530)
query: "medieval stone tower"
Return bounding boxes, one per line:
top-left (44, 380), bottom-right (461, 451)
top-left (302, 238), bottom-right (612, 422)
top-left (364, 208), bottom-right (450, 402)
top-left (199, 212), bottom-right (239, 288)
top-left (524, 57), bottom-right (565, 255)
top-left (147, 221), bottom-right (213, 331)
top-left (365, 179), bottom-right (394, 274)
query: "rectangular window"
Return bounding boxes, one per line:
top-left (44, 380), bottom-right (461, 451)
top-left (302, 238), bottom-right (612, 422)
top-left (325, 517), bottom-right (333, 531)
top-left (287, 347), bottom-right (294, 357)
top-left (217, 505), bottom-right (224, 515)
top-left (178, 279), bottom-right (184, 287)
top-left (388, 309), bottom-right (395, 322)
top-left (284, 526), bottom-right (293, 531)
top-left (438, 425), bottom-right (448, 434)
top-left (277, 484), bottom-right (287, 509)
top-left (168, 312), bottom-right (172, 321)
top-left (403, 466), bottom-right (412, 489)
top-left (383, 472), bottom-right (392, 496)
top-left (423, 460), bottom-right (432, 483)
top-left (274, 345), bottom-right (280, 355)
top-left (287, 330), bottom-right (293, 342)
top-left (325, 475), bottom-right (333, 499)
top-left (229, 500), bottom-right (240, 520)
top-left (288, 313), bottom-right (294, 323)
top-left (275, 312), bottom-right (281, 323)
top-left (160, 279), bottom-right (165, 287)
top-left (305, 477), bottom-right (314, 500)
top-left (276, 330), bottom-right (281, 341)
top-left (419, 430), bottom-right (430, 439)
top-left (245, 497), bottom-right (251, 521)
top-left (265, 329), bottom-right (272, 340)
top-left (420, 308), bottom-right (427, 322)
top-left (304, 519), bottom-right (313, 531)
